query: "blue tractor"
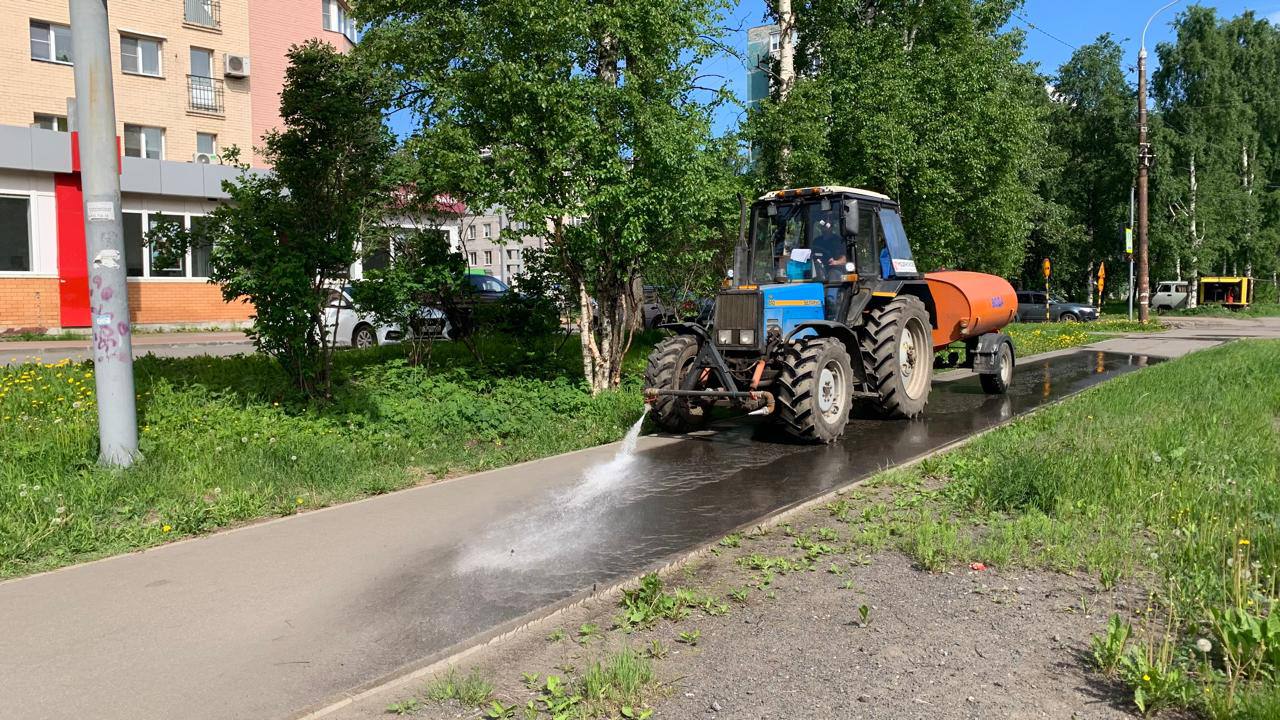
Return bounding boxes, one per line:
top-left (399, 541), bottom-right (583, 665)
top-left (643, 186), bottom-right (1018, 443)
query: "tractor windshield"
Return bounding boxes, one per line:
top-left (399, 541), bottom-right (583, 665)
top-left (746, 201), bottom-right (846, 285)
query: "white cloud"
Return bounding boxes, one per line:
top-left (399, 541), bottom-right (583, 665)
top-left (1269, 10), bottom-right (1280, 25)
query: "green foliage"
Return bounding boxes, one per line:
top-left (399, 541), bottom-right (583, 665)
top-left (385, 698), bottom-right (421, 715)
top-left (349, 227), bottom-right (468, 364)
top-left (425, 668), bottom-right (495, 707)
top-left (154, 41), bottom-right (395, 394)
top-left (578, 649), bottom-right (655, 717)
top-left (748, 0), bottom-right (1045, 278)
top-left (676, 629), bottom-right (701, 646)
top-left (1091, 614), bottom-right (1133, 675)
top-left (357, 0), bottom-right (742, 392)
top-left (616, 573), bottom-right (726, 631)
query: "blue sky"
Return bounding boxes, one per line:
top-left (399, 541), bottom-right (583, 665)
top-left (388, 1), bottom-right (1280, 138)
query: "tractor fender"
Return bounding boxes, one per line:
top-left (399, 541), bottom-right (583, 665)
top-left (784, 320), bottom-right (860, 351)
top-left (970, 332), bottom-right (1013, 374)
top-left (658, 321), bottom-right (711, 341)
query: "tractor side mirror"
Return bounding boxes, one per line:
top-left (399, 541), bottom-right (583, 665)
top-left (842, 200), bottom-right (859, 236)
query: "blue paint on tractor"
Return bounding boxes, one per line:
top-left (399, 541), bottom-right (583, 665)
top-left (761, 282), bottom-right (825, 339)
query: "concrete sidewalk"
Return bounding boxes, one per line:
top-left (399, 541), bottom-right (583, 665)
top-left (2, 331), bottom-right (252, 365)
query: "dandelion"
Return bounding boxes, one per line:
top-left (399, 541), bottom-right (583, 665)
top-left (55, 506), bottom-right (65, 514)
top-left (290, 455), bottom-right (298, 461)
top-left (1196, 638), bottom-right (1212, 653)
top-left (295, 497), bottom-right (304, 505)
top-left (1143, 674), bottom-right (1150, 682)
top-left (241, 437), bottom-right (249, 443)
top-left (1238, 538), bottom-right (1250, 546)
top-left (162, 524), bottom-right (172, 532)
top-left (19, 491), bottom-right (28, 498)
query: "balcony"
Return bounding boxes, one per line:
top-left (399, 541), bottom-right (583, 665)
top-left (187, 75), bottom-right (224, 115)
top-left (184, 0), bottom-right (220, 29)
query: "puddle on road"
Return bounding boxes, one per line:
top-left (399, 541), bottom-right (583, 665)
top-left (452, 350), bottom-right (1162, 603)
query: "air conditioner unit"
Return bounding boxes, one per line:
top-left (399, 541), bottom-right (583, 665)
top-left (193, 152), bottom-right (220, 164)
top-left (224, 54), bottom-right (250, 78)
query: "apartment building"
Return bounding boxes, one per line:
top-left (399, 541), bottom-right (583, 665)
top-left (456, 211), bottom-right (547, 287)
top-left (0, 0), bottom-right (361, 331)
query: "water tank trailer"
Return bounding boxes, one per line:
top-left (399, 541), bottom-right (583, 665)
top-left (643, 186), bottom-right (1019, 443)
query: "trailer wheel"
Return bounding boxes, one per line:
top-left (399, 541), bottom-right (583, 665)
top-left (861, 295), bottom-right (933, 418)
top-left (775, 337), bottom-right (853, 443)
top-left (979, 337), bottom-right (1014, 394)
top-left (644, 335), bottom-right (710, 433)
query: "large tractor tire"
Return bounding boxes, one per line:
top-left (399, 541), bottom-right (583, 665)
top-left (979, 336), bottom-right (1015, 395)
top-left (861, 295), bottom-right (933, 418)
top-left (775, 337), bottom-right (854, 443)
top-left (644, 335), bottom-right (710, 433)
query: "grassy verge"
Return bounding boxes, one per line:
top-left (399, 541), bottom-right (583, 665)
top-left (0, 331), bottom-right (90, 343)
top-left (1003, 318), bottom-right (1163, 357)
top-left (0, 334), bottom-right (655, 578)
top-left (892, 339), bottom-right (1279, 717)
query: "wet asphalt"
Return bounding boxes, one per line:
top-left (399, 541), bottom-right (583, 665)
top-left (0, 350), bottom-right (1162, 720)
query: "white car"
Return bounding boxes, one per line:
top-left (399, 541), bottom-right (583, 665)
top-left (1152, 281), bottom-right (1191, 312)
top-left (323, 286), bottom-right (451, 348)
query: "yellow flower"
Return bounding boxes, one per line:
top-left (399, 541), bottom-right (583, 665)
top-left (1143, 674), bottom-right (1150, 682)
top-left (162, 524), bottom-right (172, 532)
top-left (1239, 538), bottom-right (1250, 546)
top-left (295, 497), bottom-right (304, 505)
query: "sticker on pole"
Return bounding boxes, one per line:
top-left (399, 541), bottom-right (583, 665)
top-left (87, 201), bottom-right (115, 222)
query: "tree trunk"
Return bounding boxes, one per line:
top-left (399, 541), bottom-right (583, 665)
top-left (1187, 153), bottom-right (1201, 309)
top-left (777, 0), bottom-right (795, 100)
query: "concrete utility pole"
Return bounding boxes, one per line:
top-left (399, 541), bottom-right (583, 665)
top-left (70, 0), bottom-right (139, 467)
top-left (1137, 0), bottom-right (1183, 325)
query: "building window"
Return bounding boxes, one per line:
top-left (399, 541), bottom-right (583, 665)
top-left (468, 251), bottom-right (477, 266)
top-left (506, 264), bottom-right (519, 278)
top-left (506, 249), bottom-right (520, 260)
top-left (33, 114), bottom-right (68, 132)
top-left (30, 21), bottom-right (73, 64)
top-left (0, 196), bottom-right (32, 272)
top-left (190, 215), bottom-right (212, 277)
top-left (467, 224), bottom-right (476, 240)
top-left (124, 124), bottom-right (164, 160)
top-left (483, 250), bottom-right (493, 265)
top-left (148, 214), bottom-right (186, 277)
top-left (121, 35), bottom-right (162, 76)
top-left (196, 132), bottom-right (217, 156)
top-left (483, 223), bottom-right (492, 238)
top-left (322, 0), bottom-right (359, 43)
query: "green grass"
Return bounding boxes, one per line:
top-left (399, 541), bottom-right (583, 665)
top-left (1002, 318), bottom-right (1163, 357)
top-left (883, 340), bottom-right (1279, 717)
top-left (0, 334), bottom-right (656, 578)
top-left (424, 667), bottom-right (495, 706)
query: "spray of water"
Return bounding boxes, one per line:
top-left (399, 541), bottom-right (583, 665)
top-left (456, 409), bottom-right (649, 571)
top-left (565, 408), bottom-right (648, 508)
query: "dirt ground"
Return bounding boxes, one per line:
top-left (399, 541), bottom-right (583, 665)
top-left (330, 501), bottom-right (1142, 720)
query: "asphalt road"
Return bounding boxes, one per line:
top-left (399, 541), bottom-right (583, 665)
top-left (0, 344), bottom-right (1186, 720)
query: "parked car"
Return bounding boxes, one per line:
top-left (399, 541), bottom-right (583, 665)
top-left (640, 286), bottom-right (714, 328)
top-left (466, 272), bottom-right (510, 302)
top-left (1152, 280), bottom-right (1191, 312)
top-left (1014, 291), bottom-right (1099, 323)
top-left (323, 286), bottom-right (451, 348)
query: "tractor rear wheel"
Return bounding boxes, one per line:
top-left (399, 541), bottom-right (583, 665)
top-left (644, 335), bottom-right (710, 433)
top-left (861, 295), bottom-right (933, 418)
top-left (775, 337), bottom-right (854, 443)
top-left (979, 336), bottom-right (1015, 394)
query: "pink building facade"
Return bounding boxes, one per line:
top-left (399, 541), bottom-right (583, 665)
top-left (248, 0), bottom-right (356, 166)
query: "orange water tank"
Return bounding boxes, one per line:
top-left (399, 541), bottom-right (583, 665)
top-left (924, 271), bottom-right (1019, 350)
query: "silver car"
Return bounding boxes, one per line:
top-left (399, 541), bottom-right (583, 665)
top-left (1015, 291), bottom-right (1099, 323)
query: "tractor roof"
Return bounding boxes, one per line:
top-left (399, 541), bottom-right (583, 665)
top-left (759, 186), bottom-right (891, 202)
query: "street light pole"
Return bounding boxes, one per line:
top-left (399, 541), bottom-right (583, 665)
top-left (69, 0), bottom-right (139, 467)
top-left (1137, 0), bottom-right (1183, 325)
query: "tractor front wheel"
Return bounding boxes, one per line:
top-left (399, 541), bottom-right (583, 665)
top-left (861, 295), bottom-right (933, 418)
top-left (775, 337), bottom-right (854, 443)
top-left (644, 335), bottom-right (710, 433)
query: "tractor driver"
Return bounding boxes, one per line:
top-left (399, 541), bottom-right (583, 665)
top-left (811, 213), bottom-right (847, 282)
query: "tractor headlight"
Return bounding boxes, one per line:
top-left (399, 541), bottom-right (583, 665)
top-left (739, 329), bottom-right (755, 345)
top-left (718, 329), bottom-right (733, 345)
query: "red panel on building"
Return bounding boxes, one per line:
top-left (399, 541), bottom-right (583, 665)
top-left (55, 173), bottom-right (91, 328)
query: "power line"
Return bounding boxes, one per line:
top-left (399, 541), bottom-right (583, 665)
top-left (1011, 10), bottom-right (1078, 52)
